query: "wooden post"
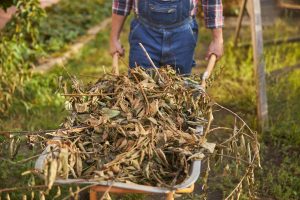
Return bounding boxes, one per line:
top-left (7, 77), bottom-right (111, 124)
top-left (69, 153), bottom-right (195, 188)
top-left (234, 0), bottom-right (247, 46)
top-left (247, 0), bottom-right (269, 131)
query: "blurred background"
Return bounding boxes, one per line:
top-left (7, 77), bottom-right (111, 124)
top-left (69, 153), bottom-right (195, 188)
top-left (0, 0), bottom-right (299, 199)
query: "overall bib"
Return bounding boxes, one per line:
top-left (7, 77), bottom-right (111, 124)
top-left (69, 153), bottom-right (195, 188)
top-left (129, 0), bottom-right (198, 75)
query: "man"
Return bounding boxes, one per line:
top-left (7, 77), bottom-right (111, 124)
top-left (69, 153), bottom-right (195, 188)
top-left (110, 0), bottom-right (224, 75)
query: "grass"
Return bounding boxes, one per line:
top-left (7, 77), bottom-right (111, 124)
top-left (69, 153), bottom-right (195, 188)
top-left (205, 19), bottom-right (300, 199)
top-left (1, 11), bottom-right (300, 200)
top-left (37, 0), bottom-right (111, 55)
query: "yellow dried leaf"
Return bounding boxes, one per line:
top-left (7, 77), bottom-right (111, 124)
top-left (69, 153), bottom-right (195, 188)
top-left (139, 150), bottom-right (145, 165)
top-left (59, 148), bottom-right (69, 179)
top-left (48, 158), bottom-right (58, 190)
top-left (132, 160), bottom-right (141, 170)
top-left (147, 117), bottom-right (158, 125)
top-left (201, 142), bottom-right (216, 153)
top-left (76, 153), bottom-right (83, 177)
top-left (148, 100), bottom-right (159, 116)
top-left (39, 191), bottom-right (45, 200)
top-left (6, 193), bottom-right (11, 200)
top-left (53, 186), bottom-right (61, 199)
top-left (22, 194), bottom-right (27, 200)
top-left (119, 101), bottom-right (129, 113)
top-left (31, 191), bottom-right (35, 200)
top-left (156, 149), bottom-right (169, 166)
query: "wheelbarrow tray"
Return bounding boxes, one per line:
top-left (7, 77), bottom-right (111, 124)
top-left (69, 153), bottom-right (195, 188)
top-left (35, 141), bottom-right (201, 194)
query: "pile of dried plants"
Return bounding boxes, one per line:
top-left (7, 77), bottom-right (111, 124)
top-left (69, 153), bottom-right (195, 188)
top-left (0, 67), bottom-right (260, 199)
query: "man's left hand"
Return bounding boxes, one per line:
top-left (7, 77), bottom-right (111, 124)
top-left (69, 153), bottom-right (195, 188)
top-left (205, 28), bottom-right (224, 60)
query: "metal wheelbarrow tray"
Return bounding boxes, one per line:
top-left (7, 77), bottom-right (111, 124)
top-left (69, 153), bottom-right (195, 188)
top-left (35, 142), bottom-right (201, 200)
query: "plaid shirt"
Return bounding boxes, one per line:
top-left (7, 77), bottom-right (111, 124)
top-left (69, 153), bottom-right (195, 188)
top-left (112, 0), bottom-right (224, 29)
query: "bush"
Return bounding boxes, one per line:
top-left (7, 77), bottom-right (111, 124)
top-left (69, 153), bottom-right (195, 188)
top-left (0, 0), bottom-right (45, 114)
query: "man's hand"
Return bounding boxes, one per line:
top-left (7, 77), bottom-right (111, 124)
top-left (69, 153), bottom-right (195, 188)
top-left (110, 39), bottom-right (124, 56)
top-left (205, 28), bottom-right (224, 60)
top-left (110, 13), bottom-right (127, 56)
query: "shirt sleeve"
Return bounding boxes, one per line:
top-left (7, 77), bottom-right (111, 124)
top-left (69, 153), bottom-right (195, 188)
top-left (112, 0), bottom-right (134, 16)
top-left (201, 0), bottom-right (224, 29)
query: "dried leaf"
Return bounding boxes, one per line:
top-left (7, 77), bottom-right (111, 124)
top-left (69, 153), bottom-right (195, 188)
top-left (132, 160), bottom-right (141, 170)
top-left (59, 147), bottom-right (69, 179)
top-left (39, 191), bottom-right (45, 200)
top-left (156, 148), bottom-right (169, 167)
top-left (101, 108), bottom-right (120, 119)
top-left (187, 152), bottom-right (205, 161)
top-left (53, 186), bottom-right (61, 199)
top-left (48, 158), bottom-right (58, 190)
top-left (76, 153), bottom-right (83, 177)
top-left (22, 194), bottom-right (27, 200)
top-left (201, 142), bottom-right (216, 153)
top-left (75, 103), bottom-right (89, 113)
top-left (148, 100), bottom-right (159, 116)
top-left (111, 165), bottom-right (120, 174)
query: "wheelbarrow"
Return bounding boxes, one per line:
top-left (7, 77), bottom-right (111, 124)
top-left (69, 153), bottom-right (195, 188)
top-left (35, 52), bottom-right (217, 200)
top-left (35, 142), bottom-right (201, 200)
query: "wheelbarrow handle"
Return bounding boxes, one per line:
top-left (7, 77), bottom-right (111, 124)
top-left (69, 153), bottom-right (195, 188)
top-left (112, 53), bottom-right (119, 75)
top-left (201, 54), bottom-right (217, 88)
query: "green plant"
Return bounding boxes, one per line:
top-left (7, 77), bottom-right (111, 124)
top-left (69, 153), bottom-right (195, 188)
top-left (37, 0), bottom-right (111, 54)
top-left (0, 0), bottom-right (45, 114)
top-left (0, 0), bottom-right (112, 115)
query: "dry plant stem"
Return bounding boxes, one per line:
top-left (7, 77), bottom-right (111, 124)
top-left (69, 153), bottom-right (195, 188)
top-left (61, 184), bottom-right (98, 200)
top-left (0, 126), bottom-right (88, 136)
top-left (254, 134), bottom-right (261, 168)
top-left (206, 127), bottom-right (233, 134)
top-left (214, 153), bottom-right (251, 165)
top-left (138, 43), bottom-right (164, 81)
top-left (62, 93), bottom-right (115, 97)
top-left (214, 103), bottom-right (255, 136)
top-left (0, 148), bottom-right (60, 165)
top-left (0, 185), bottom-right (47, 193)
top-left (219, 123), bottom-right (246, 146)
top-left (204, 108), bottom-right (213, 138)
top-left (78, 74), bottom-right (102, 79)
top-left (99, 181), bottom-right (115, 200)
top-left (130, 71), bottom-right (150, 112)
top-left (1, 154), bottom-right (41, 165)
top-left (119, 56), bottom-right (129, 67)
top-left (224, 168), bottom-right (251, 200)
top-left (61, 64), bottom-right (82, 94)
top-left (99, 172), bottom-right (123, 200)
top-left (202, 157), bottom-right (210, 196)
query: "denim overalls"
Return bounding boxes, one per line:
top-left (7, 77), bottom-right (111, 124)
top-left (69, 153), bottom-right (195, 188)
top-left (129, 0), bottom-right (198, 75)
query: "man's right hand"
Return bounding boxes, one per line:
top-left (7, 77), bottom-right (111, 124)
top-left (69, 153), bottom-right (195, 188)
top-left (110, 39), bottom-right (125, 56)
